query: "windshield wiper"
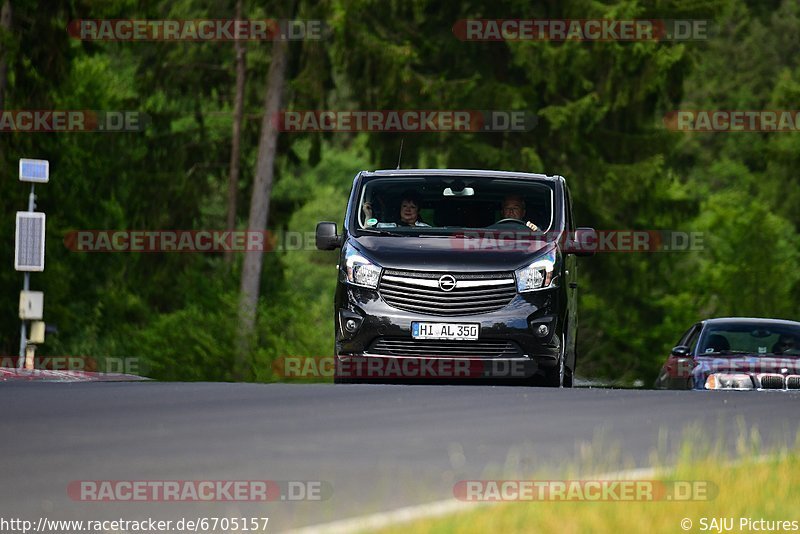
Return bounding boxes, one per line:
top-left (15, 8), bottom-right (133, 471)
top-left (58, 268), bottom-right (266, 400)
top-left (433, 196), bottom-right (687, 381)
top-left (359, 228), bottom-right (406, 237)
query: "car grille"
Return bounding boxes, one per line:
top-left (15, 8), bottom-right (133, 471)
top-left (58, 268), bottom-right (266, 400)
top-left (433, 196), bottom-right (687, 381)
top-left (786, 375), bottom-right (800, 389)
top-left (758, 373), bottom-right (785, 389)
top-left (379, 269), bottom-right (517, 316)
top-left (368, 338), bottom-right (523, 359)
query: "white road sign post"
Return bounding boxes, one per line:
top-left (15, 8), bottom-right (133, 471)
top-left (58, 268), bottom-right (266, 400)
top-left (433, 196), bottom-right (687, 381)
top-left (15, 158), bottom-right (49, 368)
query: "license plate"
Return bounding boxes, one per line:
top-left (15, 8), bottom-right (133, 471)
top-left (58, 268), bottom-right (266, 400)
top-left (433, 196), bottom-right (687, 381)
top-left (412, 322), bottom-right (479, 340)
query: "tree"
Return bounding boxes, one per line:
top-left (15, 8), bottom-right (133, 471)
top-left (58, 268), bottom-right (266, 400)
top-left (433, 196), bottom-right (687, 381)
top-left (0, 0), bottom-right (11, 109)
top-left (236, 36), bottom-right (289, 379)
top-left (225, 0), bottom-right (247, 265)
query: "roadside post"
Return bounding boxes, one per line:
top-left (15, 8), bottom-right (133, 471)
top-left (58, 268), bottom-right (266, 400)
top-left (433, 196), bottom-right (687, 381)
top-left (15, 158), bottom-right (48, 369)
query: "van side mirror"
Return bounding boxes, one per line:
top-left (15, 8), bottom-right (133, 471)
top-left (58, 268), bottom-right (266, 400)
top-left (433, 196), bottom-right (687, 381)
top-left (670, 345), bottom-right (690, 357)
top-left (565, 227), bottom-right (597, 257)
top-left (316, 222), bottom-right (341, 250)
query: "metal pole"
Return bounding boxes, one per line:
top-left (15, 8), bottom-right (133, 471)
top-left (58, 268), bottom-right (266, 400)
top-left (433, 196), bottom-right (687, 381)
top-left (17, 184), bottom-right (36, 368)
top-left (17, 273), bottom-right (29, 366)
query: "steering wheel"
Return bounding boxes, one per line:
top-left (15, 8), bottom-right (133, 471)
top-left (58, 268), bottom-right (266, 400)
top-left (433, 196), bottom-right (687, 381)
top-left (495, 218), bottom-right (527, 225)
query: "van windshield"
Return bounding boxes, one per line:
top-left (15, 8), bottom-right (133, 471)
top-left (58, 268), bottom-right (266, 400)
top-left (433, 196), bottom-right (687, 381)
top-left (354, 177), bottom-right (557, 236)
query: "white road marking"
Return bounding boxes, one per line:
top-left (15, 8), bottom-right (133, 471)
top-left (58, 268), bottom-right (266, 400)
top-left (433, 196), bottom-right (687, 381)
top-left (283, 466), bottom-right (659, 534)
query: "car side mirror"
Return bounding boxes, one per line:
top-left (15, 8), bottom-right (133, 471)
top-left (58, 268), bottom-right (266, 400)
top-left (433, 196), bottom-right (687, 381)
top-left (565, 227), bottom-right (597, 257)
top-left (316, 222), bottom-right (340, 250)
top-left (670, 345), bottom-right (690, 357)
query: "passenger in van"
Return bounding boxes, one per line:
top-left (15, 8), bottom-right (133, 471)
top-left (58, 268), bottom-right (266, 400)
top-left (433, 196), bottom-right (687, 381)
top-left (397, 190), bottom-right (430, 227)
top-left (364, 190), bottom-right (430, 228)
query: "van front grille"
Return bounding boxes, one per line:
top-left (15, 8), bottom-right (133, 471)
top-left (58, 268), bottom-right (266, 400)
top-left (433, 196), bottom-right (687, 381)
top-left (379, 269), bottom-right (516, 316)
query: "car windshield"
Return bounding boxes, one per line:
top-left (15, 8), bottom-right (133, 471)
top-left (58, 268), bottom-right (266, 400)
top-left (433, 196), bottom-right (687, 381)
top-left (354, 176), bottom-right (557, 236)
top-left (699, 324), bottom-right (800, 355)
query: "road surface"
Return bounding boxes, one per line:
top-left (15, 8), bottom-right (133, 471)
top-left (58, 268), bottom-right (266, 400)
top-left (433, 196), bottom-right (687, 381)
top-left (1, 382), bottom-right (798, 532)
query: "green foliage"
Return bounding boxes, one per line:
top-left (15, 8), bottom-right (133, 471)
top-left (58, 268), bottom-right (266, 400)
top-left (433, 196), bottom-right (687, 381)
top-left (1, 0), bottom-right (799, 386)
top-left (251, 138), bottom-right (371, 381)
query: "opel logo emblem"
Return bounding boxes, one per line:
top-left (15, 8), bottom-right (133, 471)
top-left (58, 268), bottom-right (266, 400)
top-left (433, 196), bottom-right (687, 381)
top-left (438, 274), bottom-right (456, 292)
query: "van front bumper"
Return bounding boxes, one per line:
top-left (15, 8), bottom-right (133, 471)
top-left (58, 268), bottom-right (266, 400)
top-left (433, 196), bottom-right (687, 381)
top-left (334, 284), bottom-right (564, 380)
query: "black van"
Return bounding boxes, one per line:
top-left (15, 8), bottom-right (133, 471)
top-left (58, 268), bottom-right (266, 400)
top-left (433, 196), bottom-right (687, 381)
top-left (316, 169), bottom-right (594, 387)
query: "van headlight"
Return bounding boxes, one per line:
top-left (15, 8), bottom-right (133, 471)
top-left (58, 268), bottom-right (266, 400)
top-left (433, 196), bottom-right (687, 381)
top-left (515, 248), bottom-right (558, 292)
top-left (343, 243), bottom-right (382, 289)
top-left (705, 373), bottom-right (754, 390)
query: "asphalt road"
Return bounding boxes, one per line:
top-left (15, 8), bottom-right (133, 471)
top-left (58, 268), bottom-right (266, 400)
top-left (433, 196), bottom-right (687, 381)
top-left (1, 383), bottom-right (799, 532)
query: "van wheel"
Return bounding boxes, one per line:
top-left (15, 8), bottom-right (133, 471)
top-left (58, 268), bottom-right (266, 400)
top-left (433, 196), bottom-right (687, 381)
top-left (333, 351), bottom-right (349, 384)
top-left (563, 366), bottom-right (573, 388)
top-left (542, 334), bottom-right (570, 388)
top-left (568, 327), bottom-right (580, 388)
top-left (333, 361), bottom-right (354, 384)
top-left (333, 353), bottom-right (363, 384)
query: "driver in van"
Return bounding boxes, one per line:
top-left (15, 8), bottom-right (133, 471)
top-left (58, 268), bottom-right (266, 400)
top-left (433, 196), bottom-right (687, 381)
top-left (500, 194), bottom-right (539, 231)
top-left (501, 195), bottom-right (526, 219)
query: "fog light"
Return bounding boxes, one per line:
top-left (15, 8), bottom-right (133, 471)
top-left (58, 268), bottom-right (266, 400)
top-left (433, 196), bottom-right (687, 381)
top-left (338, 310), bottom-right (364, 339)
top-left (536, 324), bottom-right (549, 337)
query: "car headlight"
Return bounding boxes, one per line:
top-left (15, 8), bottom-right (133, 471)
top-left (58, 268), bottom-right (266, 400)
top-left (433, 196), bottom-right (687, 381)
top-left (343, 243), bottom-right (381, 289)
top-left (515, 248), bottom-right (558, 292)
top-left (705, 373), bottom-right (754, 390)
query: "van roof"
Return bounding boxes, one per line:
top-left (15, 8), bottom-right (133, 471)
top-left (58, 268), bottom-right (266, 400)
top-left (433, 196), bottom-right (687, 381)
top-left (363, 169), bottom-right (561, 182)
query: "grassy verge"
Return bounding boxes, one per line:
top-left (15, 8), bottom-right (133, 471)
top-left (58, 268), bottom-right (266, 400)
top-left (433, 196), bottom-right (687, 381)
top-left (376, 436), bottom-right (800, 534)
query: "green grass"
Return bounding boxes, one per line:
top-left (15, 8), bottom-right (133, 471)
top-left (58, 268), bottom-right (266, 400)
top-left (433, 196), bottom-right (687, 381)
top-left (375, 429), bottom-right (800, 534)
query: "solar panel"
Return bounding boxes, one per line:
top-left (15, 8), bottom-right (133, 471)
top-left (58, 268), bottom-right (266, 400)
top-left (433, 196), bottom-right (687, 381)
top-left (19, 158), bottom-right (49, 183)
top-left (15, 212), bottom-right (46, 271)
